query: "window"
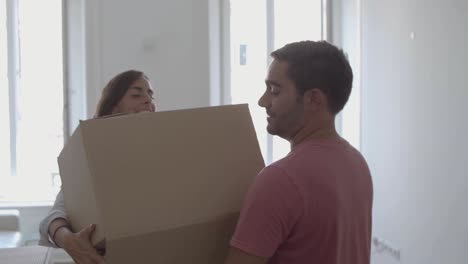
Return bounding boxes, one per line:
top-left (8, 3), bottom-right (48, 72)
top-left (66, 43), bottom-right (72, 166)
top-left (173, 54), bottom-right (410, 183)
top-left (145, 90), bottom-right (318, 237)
top-left (0, 0), bottom-right (64, 203)
top-left (225, 0), bottom-right (361, 164)
top-left (226, 0), bottom-right (325, 164)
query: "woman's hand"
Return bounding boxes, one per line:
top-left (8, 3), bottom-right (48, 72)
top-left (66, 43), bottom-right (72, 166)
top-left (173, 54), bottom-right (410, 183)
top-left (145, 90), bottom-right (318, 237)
top-left (57, 224), bottom-right (106, 264)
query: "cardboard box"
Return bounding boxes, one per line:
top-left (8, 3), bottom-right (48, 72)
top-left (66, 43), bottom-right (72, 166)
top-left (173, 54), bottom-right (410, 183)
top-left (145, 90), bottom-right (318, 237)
top-left (58, 104), bottom-right (264, 263)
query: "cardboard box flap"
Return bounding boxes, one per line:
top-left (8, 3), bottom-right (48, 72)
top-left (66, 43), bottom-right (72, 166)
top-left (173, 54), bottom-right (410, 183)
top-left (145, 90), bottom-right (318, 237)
top-left (58, 126), bottom-right (103, 239)
top-left (59, 104), bottom-right (264, 244)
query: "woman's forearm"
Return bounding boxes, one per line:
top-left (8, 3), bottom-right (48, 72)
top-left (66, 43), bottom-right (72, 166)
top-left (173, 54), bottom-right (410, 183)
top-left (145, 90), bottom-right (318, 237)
top-left (48, 217), bottom-right (72, 248)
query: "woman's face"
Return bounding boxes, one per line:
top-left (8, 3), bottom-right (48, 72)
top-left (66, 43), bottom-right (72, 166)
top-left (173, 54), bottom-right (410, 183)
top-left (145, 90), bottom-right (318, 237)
top-left (112, 78), bottom-right (156, 115)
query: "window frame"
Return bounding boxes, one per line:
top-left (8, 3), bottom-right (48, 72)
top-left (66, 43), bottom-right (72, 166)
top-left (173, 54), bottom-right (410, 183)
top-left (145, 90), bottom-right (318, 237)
top-left (1, 0), bottom-right (69, 203)
top-left (6, 0), bottom-right (20, 177)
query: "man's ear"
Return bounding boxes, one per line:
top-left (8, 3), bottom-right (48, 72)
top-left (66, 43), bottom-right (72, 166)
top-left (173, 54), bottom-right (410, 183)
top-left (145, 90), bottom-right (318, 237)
top-left (303, 88), bottom-right (325, 112)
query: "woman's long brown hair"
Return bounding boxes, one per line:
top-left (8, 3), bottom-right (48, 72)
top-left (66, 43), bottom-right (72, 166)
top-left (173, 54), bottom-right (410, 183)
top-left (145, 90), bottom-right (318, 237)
top-left (94, 70), bottom-right (149, 117)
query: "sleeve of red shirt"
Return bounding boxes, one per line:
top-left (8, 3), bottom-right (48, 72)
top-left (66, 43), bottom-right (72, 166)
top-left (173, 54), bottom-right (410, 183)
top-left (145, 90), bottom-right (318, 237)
top-left (230, 165), bottom-right (304, 258)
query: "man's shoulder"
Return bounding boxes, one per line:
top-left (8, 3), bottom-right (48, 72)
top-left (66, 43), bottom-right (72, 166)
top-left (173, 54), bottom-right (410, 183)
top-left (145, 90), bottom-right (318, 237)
top-left (266, 145), bottom-right (317, 171)
top-left (263, 156), bottom-right (297, 177)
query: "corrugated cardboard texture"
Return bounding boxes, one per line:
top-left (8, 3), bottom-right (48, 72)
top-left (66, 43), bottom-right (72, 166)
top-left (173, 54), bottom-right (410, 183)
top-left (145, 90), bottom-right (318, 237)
top-left (106, 212), bottom-right (238, 264)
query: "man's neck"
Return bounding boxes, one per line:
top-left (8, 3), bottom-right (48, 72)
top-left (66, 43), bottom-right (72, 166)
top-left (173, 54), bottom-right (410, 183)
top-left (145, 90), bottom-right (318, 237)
top-left (290, 120), bottom-right (339, 149)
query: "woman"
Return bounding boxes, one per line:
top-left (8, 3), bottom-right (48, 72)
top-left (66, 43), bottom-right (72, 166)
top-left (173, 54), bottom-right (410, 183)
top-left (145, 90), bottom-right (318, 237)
top-left (39, 70), bottom-right (155, 264)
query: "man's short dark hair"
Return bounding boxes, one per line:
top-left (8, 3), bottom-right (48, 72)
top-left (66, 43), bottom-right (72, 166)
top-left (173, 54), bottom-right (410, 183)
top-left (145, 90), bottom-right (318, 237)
top-left (271, 40), bottom-right (353, 114)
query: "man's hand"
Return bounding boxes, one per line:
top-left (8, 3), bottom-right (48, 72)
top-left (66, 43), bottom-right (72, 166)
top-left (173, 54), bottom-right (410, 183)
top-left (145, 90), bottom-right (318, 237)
top-left (59, 224), bottom-right (106, 264)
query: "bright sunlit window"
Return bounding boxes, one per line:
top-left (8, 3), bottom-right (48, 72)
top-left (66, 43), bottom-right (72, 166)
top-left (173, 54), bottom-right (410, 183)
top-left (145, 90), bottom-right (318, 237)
top-left (0, 0), bottom-right (64, 203)
top-left (227, 0), bottom-right (324, 164)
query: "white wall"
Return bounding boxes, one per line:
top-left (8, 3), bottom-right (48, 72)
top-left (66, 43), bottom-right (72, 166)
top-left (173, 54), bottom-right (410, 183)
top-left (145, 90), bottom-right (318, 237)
top-left (81, 0), bottom-right (217, 118)
top-left (331, 0), bottom-right (362, 148)
top-left (361, 0), bottom-right (468, 263)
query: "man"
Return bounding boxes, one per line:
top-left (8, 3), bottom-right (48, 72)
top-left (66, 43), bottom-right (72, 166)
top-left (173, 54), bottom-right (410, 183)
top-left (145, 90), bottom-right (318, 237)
top-left (224, 41), bottom-right (373, 264)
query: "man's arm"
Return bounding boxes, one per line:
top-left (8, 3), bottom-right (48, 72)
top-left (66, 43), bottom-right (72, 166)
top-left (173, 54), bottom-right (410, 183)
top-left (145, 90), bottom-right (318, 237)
top-left (225, 166), bottom-right (302, 264)
top-left (224, 247), bottom-right (268, 264)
